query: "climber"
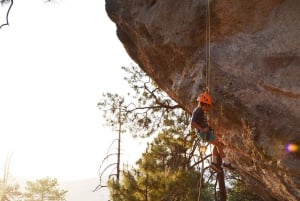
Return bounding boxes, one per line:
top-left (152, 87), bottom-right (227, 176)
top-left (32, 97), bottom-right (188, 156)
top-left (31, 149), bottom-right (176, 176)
top-left (191, 91), bottom-right (235, 171)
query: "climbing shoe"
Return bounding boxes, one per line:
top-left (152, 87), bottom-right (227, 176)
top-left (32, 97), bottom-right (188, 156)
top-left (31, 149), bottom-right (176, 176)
top-left (209, 163), bottom-right (222, 173)
top-left (222, 163), bottom-right (235, 171)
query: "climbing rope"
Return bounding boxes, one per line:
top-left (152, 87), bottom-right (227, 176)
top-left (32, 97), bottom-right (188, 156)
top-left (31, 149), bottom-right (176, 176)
top-left (199, 0), bottom-right (212, 161)
top-left (196, 137), bottom-right (214, 201)
top-left (198, 0), bottom-right (212, 163)
top-left (205, 0), bottom-right (211, 92)
top-left (198, 1), bottom-right (212, 200)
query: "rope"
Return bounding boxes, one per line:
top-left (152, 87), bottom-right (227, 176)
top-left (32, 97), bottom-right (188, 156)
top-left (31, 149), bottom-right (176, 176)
top-left (198, 1), bottom-right (212, 200)
top-left (196, 136), bottom-right (212, 201)
top-left (197, 140), bottom-right (206, 201)
top-left (205, 0), bottom-right (211, 92)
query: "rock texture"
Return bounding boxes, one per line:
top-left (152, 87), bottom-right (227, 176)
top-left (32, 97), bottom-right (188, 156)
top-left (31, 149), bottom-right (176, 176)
top-left (105, 0), bottom-right (300, 200)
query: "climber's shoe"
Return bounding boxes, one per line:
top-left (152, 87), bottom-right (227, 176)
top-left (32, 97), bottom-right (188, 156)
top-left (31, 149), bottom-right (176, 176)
top-left (209, 162), bottom-right (222, 173)
top-left (222, 163), bottom-right (235, 171)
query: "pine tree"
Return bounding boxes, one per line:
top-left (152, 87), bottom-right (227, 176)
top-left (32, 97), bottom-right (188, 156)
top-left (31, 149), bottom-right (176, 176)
top-left (98, 66), bottom-right (215, 200)
top-left (108, 126), bottom-right (215, 201)
top-left (24, 177), bottom-right (67, 201)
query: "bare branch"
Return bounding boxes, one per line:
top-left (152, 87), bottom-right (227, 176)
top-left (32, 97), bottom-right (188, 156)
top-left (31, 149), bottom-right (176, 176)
top-left (0, 0), bottom-right (13, 29)
top-left (189, 154), bottom-right (212, 170)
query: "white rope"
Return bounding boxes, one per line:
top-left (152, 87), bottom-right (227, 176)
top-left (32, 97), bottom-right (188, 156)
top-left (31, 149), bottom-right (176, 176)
top-left (205, 0), bottom-right (211, 92)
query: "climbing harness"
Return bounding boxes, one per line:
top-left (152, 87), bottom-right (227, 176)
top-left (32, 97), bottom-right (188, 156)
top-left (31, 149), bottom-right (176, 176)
top-left (197, 132), bottom-right (209, 154)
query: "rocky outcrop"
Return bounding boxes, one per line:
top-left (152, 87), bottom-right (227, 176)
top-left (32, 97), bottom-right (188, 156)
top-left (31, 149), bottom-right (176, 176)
top-left (105, 0), bottom-right (300, 200)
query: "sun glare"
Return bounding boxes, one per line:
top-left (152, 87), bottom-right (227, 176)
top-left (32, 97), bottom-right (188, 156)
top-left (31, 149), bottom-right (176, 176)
top-left (285, 143), bottom-right (299, 153)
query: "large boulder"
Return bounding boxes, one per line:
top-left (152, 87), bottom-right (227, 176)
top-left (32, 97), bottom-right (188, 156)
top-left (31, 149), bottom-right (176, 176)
top-left (105, 0), bottom-right (300, 200)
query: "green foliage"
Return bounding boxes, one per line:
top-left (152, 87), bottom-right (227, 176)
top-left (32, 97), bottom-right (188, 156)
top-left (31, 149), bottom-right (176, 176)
top-left (100, 65), bottom-right (263, 201)
top-left (227, 177), bottom-right (264, 201)
top-left (1, 177), bottom-right (67, 201)
top-left (98, 93), bottom-right (127, 133)
top-left (108, 129), bottom-right (215, 201)
top-left (24, 177), bottom-right (67, 201)
top-left (199, 183), bottom-right (215, 201)
top-left (98, 65), bottom-right (183, 138)
top-left (99, 65), bottom-right (215, 200)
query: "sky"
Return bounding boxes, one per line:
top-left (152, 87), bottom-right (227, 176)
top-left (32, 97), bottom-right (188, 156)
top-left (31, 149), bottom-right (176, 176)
top-left (0, 0), bottom-right (146, 182)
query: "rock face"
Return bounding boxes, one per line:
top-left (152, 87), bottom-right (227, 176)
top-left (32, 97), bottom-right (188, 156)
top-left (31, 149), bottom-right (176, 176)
top-left (105, 0), bottom-right (300, 200)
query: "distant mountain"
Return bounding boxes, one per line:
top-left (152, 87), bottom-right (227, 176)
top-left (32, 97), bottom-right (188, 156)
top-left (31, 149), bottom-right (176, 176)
top-left (60, 178), bottom-right (110, 201)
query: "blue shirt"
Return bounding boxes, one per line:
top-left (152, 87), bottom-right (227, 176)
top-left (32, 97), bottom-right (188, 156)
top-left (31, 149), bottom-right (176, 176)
top-left (191, 107), bottom-right (208, 132)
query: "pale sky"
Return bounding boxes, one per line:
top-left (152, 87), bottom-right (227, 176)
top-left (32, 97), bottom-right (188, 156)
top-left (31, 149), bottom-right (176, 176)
top-left (0, 0), bottom-right (145, 182)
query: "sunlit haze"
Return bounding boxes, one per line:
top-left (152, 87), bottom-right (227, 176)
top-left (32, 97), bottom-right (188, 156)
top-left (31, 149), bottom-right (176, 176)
top-left (0, 0), bottom-right (145, 182)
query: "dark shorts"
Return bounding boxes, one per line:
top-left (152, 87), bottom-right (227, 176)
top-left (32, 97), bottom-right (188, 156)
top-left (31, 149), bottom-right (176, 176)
top-left (198, 130), bottom-right (215, 142)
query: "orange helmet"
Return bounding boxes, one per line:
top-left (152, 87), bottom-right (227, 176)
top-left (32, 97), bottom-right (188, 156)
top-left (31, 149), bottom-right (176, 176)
top-left (197, 92), bottom-right (212, 105)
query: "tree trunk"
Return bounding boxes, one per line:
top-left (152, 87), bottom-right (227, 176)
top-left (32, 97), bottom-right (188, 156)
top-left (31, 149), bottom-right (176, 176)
top-left (215, 147), bottom-right (226, 201)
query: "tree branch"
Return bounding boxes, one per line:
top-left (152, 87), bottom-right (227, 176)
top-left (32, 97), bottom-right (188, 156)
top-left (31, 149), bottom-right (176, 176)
top-left (189, 154), bottom-right (212, 170)
top-left (0, 0), bottom-right (13, 29)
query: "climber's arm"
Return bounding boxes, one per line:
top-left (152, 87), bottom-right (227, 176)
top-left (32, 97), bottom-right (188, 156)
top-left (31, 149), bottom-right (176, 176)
top-left (191, 121), bottom-right (209, 133)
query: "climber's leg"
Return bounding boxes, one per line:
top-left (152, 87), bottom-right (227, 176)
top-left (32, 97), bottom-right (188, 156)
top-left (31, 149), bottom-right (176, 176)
top-left (209, 146), bottom-right (222, 173)
top-left (210, 138), bottom-right (226, 158)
